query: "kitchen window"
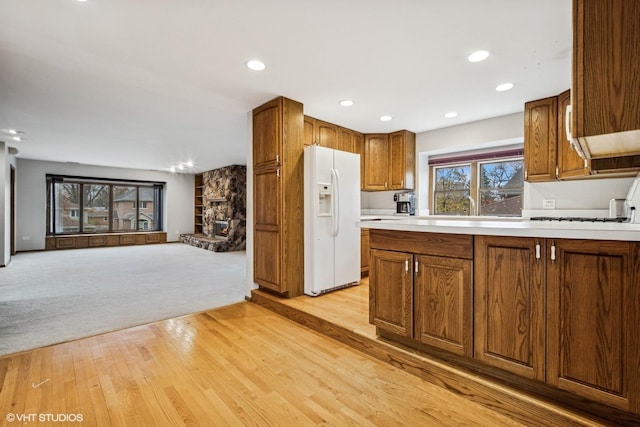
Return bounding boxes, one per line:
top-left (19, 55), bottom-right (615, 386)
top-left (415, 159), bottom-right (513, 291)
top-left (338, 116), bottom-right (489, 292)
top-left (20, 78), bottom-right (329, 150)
top-left (47, 175), bottom-right (164, 235)
top-left (430, 149), bottom-right (523, 217)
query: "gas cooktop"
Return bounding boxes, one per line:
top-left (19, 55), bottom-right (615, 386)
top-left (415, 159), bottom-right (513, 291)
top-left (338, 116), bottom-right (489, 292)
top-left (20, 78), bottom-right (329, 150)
top-left (530, 216), bottom-right (629, 223)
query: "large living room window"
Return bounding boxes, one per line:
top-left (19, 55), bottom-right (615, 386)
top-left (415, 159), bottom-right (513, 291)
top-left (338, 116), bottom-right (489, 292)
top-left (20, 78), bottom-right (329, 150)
top-left (47, 175), bottom-right (163, 235)
top-left (430, 149), bottom-right (524, 217)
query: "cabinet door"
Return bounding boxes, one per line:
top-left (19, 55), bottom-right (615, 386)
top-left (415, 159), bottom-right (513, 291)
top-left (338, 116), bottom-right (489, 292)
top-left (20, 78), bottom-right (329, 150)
top-left (316, 119), bottom-right (338, 149)
top-left (253, 99), bottom-right (282, 167)
top-left (360, 229), bottom-right (370, 276)
top-left (353, 132), bottom-right (365, 189)
top-left (573, 0), bottom-right (640, 138)
top-left (364, 134), bottom-right (389, 190)
top-left (253, 165), bottom-right (282, 293)
top-left (414, 255), bottom-right (472, 357)
top-left (369, 249), bottom-right (412, 337)
top-left (389, 130), bottom-right (415, 190)
top-left (557, 90), bottom-right (590, 178)
top-left (524, 96), bottom-right (557, 182)
top-left (474, 236), bottom-right (545, 381)
top-left (547, 239), bottom-right (639, 412)
top-left (303, 116), bottom-right (315, 146)
top-left (337, 127), bottom-right (354, 153)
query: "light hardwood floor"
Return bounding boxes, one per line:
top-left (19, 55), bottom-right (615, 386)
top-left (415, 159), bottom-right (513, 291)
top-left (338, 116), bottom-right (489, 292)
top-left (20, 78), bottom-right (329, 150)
top-left (0, 301), bottom-right (528, 426)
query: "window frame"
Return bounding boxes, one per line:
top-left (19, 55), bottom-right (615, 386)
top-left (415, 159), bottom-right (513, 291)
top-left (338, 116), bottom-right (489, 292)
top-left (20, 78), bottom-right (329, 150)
top-left (46, 175), bottom-right (164, 235)
top-left (430, 155), bottom-right (523, 217)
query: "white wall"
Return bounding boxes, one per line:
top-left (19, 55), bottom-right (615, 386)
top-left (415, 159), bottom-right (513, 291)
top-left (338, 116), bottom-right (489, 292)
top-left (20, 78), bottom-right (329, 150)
top-left (15, 159), bottom-right (194, 251)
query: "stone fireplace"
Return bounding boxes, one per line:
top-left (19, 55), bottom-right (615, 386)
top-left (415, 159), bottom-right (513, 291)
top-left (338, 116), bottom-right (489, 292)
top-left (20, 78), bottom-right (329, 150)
top-left (181, 165), bottom-right (246, 252)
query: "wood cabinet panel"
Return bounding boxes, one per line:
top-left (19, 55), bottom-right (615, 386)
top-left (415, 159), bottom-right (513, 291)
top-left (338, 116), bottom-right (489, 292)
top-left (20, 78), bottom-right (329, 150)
top-left (572, 0), bottom-right (640, 139)
top-left (524, 96), bottom-right (557, 181)
top-left (547, 239), bottom-right (638, 411)
top-left (253, 101), bottom-right (281, 166)
top-left (337, 127), bottom-right (355, 153)
top-left (389, 130), bottom-right (416, 190)
top-left (353, 132), bottom-right (365, 189)
top-left (414, 255), bottom-right (472, 357)
top-left (303, 116), bottom-right (314, 146)
top-left (253, 97), bottom-right (304, 297)
top-left (316, 119), bottom-right (338, 149)
top-left (370, 229), bottom-right (473, 259)
top-left (360, 229), bottom-right (370, 276)
top-left (557, 90), bottom-right (590, 178)
top-left (364, 134), bottom-right (389, 190)
top-left (474, 236), bottom-right (545, 381)
top-left (369, 249), bottom-right (413, 337)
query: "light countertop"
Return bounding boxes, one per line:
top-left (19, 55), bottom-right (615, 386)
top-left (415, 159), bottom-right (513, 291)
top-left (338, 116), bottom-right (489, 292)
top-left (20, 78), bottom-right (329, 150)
top-left (358, 217), bottom-right (640, 241)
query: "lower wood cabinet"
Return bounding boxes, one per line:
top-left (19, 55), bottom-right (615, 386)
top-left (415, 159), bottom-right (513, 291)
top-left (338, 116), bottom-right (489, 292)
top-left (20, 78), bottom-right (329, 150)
top-left (369, 230), bottom-right (473, 357)
top-left (360, 229), bottom-right (370, 277)
top-left (547, 239), bottom-right (640, 413)
top-left (45, 232), bottom-right (167, 250)
top-left (370, 229), bottom-right (640, 416)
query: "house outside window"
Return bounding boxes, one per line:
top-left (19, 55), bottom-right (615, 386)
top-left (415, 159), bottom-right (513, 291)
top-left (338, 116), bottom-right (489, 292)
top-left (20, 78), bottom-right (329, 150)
top-left (47, 176), bottom-right (163, 235)
top-left (430, 149), bottom-right (523, 217)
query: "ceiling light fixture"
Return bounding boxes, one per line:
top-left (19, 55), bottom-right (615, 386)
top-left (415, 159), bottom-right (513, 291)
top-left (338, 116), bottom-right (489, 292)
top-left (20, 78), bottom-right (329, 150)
top-left (186, 160), bottom-right (194, 168)
top-left (467, 50), bottom-right (489, 62)
top-left (379, 115), bottom-right (392, 122)
top-left (7, 129), bottom-right (17, 134)
top-left (246, 59), bottom-right (266, 71)
top-left (444, 112), bottom-right (458, 119)
top-left (12, 136), bottom-right (21, 142)
top-left (177, 163), bottom-right (185, 170)
top-left (169, 166), bottom-right (176, 173)
top-left (496, 82), bottom-right (515, 92)
top-left (339, 99), bottom-right (354, 107)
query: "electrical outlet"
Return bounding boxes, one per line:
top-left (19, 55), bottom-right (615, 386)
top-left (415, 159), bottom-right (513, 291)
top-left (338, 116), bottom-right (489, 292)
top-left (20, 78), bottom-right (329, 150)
top-left (543, 199), bottom-right (556, 209)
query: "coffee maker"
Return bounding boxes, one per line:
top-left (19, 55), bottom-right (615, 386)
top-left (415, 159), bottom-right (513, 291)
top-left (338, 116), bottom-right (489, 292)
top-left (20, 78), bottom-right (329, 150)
top-left (394, 192), bottom-right (415, 215)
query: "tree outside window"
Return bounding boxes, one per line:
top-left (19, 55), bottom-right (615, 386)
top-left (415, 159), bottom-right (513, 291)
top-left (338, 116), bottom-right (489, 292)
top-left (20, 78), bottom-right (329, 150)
top-left (433, 165), bottom-right (471, 215)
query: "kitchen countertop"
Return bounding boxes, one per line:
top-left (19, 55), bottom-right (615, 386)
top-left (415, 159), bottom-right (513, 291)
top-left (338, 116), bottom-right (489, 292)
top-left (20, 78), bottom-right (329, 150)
top-left (358, 217), bottom-right (640, 241)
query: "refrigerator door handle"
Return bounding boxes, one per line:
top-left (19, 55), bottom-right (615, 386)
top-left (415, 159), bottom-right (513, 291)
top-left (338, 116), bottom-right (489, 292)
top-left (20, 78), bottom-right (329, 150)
top-left (330, 168), bottom-right (340, 237)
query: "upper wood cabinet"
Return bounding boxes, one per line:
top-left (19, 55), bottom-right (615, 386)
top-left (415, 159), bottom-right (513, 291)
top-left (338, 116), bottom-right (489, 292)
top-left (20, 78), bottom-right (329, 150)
top-left (571, 0), bottom-right (640, 156)
top-left (304, 116), bottom-right (338, 149)
top-left (364, 130), bottom-right (416, 191)
top-left (474, 235), bottom-right (545, 381)
top-left (389, 130), bottom-right (416, 190)
top-left (253, 97), bottom-right (305, 297)
top-left (557, 90), bottom-right (590, 179)
top-left (353, 131), bottom-right (365, 190)
top-left (525, 91), bottom-right (590, 182)
top-left (364, 134), bottom-right (390, 190)
top-left (524, 96), bottom-right (557, 182)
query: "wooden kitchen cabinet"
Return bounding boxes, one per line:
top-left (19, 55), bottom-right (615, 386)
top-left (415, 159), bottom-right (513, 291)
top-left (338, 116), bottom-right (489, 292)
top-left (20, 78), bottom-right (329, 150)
top-left (474, 236), bottom-right (546, 381)
top-left (524, 96), bottom-right (557, 182)
top-left (354, 131), bottom-right (365, 190)
top-left (369, 249), bottom-right (413, 337)
top-left (414, 254), bottom-right (472, 357)
top-left (369, 230), bottom-right (474, 356)
top-left (547, 239), bottom-right (640, 413)
top-left (571, 0), bottom-right (640, 149)
top-left (364, 134), bottom-right (389, 190)
top-left (253, 97), bottom-right (305, 297)
top-left (360, 228), bottom-right (370, 276)
top-left (389, 130), bottom-right (416, 190)
top-left (557, 89), bottom-right (590, 178)
top-left (304, 116), bottom-right (338, 149)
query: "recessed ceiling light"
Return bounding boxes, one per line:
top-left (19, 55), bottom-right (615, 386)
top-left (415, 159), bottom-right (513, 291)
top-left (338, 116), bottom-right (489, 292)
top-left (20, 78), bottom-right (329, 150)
top-left (246, 60), bottom-right (266, 71)
top-left (7, 129), bottom-right (17, 134)
top-left (169, 166), bottom-right (176, 173)
top-left (186, 160), bottom-right (194, 168)
top-left (379, 115), bottom-right (392, 122)
top-left (496, 82), bottom-right (515, 92)
top-left (467, 50), bottom-right (489, 63)
top-left (339, 99), bottom-right (354, 107)
top-left (444, 112), bottom-right (458, 119)
top-left (177, 163), bottom-right (185, 170)
top-left (12, 136), bottom-right (21, 141)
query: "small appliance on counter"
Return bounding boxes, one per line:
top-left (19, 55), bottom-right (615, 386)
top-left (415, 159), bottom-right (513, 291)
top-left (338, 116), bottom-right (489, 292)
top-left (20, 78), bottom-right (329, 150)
top-left (394, 192), bottom-right (415, 215)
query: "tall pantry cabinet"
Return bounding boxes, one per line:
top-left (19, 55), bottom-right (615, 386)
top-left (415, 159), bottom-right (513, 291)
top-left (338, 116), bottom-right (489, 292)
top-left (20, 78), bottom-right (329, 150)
top-left (253, 97), bottom-right (305, 297)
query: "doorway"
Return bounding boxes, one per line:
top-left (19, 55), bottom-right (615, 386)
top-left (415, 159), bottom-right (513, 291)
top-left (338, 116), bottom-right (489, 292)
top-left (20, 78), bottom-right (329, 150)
top-left (10, 165), bottom-right (15, 255)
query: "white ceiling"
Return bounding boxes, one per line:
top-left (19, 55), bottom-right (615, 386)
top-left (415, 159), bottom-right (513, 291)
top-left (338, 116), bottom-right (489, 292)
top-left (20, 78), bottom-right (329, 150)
top-left (0, 0), bottom-right (571, 173)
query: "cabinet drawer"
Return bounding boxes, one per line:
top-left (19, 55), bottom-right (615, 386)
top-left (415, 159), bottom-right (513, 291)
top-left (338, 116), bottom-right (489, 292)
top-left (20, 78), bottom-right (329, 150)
top-left (370, 230), bottom-right (473, 259)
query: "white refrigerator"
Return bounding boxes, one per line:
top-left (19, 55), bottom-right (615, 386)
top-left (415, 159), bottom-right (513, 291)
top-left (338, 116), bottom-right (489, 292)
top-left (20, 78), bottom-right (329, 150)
top-left (304, 145), bottom-right (361, 296)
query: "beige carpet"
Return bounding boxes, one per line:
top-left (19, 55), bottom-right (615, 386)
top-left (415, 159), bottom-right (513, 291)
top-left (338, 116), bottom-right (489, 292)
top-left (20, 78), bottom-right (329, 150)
top-left (0, 243), bottom-right (246, 356)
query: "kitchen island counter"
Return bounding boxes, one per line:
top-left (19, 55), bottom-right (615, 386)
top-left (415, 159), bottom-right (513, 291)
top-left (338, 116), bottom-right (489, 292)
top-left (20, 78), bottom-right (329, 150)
top-left (358, 217), bottom-right (640, 241)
